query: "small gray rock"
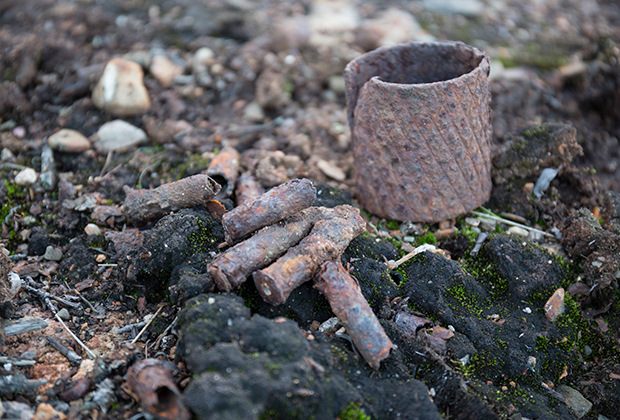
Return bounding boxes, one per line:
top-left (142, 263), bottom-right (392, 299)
top-left (57, 308), bottom-right (70, 320)
top-left (557, 385), bottom-right (592, 418)
top-left (43, 246), bottom-right (63, 262)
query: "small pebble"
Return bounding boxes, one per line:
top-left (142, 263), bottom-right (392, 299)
top-left (84, 223), bottom-right (102, 236)
top-left (318, 317), bottom-right (339, 333)
top-left (522, 307), bottom-right (532, 314)
top-left (507, 226), bottom-right (529, 237)
top-left (43, 246), bottom-right (63, 262)
top-left (1, 148), bottom-right (15, 162)
top-left (328, 75), bottom-right (346, 94)
top-left (150, 55), bottom-right (184, 88)
top-left (57, 308), bottom-right (70, 320)
top-left (544, 288), bottom-right (565, 322)
top-left (92, 57), bottom-right (151, 116)
top-left (244, 102), bottom-right (265, 122)
top-left (48, 129), bottom-right (91, 153)
top-left (94, 120), bottom-right (148, 152)
top-left (13, 126), bottom-right (26, 138)
top-left (15, 168), bottom-right (38, 186)
top-left (465, 217), bottom-right (480, 227)
top-left (317, 159), bottom-right (346, 181)
top-left (193, 47), bottom-right (215, 74)
top-left (401, 242), bottom-right (415, 253)
top-left (583, 345), bottom-right (592, 356)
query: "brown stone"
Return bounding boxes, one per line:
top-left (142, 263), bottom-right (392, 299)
top-left (544, 288), bottom-right (565, 322)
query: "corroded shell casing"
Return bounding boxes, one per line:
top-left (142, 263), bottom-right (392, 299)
top-left (344, 41), bottom-right (492, 222)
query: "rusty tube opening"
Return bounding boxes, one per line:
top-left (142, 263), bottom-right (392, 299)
top-left (369, 44), bottom-right (483, 86)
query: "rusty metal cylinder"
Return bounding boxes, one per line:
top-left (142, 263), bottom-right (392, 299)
top-left (315, 261), bottom-right (392, 370)
top-left (344, 41), bottom-right (492, 222)
top-left (206, 146), bottom-right (240, 199)
top-left (222, 178), bottom-right (316, 244)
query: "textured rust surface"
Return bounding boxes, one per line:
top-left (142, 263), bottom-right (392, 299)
top-left (253, 211), bottom-right (365, 306)
top-left (123, 174), bottom-right (221, 226)
top-left (221, 178), bottom-right (316, 244)
top-left (206, 146), bottom-right (240, 198)
top-left (344, 41), bottom-right (492, 222)
top-left (315, 261), bottom-right (393, 370)
top-left (209, 205), bottom-right (360, 292)
top-left (234, 173), bottom-right (265, 207)
top-left (126, 358), bottom-right (189, 420)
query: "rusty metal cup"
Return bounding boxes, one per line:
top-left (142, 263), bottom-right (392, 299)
top-left (344, 41), bottom-right (492, 222)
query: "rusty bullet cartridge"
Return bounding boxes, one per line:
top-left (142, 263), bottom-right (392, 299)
top-left (123, 174), bottom-right (221, 226)
top-left (253, 212), bottom-right (365, 305)
top-left (344, 41), bottom-right (492, 222)
top-left (234, 173), bottom-right (265, 207)
top-left (315, 261), bottom-right (392, 370)
top-left (126, 358), bottom-right (190, 420)
top-left (209, 205), bottom-right (361, 291)
top-left (222, 178), bottom-right (316, 244)
top-left (206, 146), bottom-right (240, 199)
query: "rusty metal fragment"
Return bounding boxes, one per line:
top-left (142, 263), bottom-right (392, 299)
top-left (344, 41), bottom-right (492, 222)
top-left (126, 358), bottom-right (189, 420)
top-left (222, 178), bottom-right (316, 244)
top-left (253, 212), bottom-right (365, 305)
top-left (123, 174), bottom-right (221, 226)
top-left (315, 261), bottom-right (392, 370)
top-left (209, 205), bottom-right (361, 292)
top-left (206, 146), bottom-right (240, 199)
top-left (234, 173), bottom-right (265, 207)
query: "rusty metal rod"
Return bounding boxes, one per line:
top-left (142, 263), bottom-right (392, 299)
top-left (315, 261), bottom-right (393, 370)
top-left (123, 174), bottom-right (221, 226)
top-left (209, 205), bottom-right (361, 292)
top-left (222, 178), bottom-right (316, 244)
top-left (206, 146), bottom-right (240, 199)
top-left (253, 212), bottom-right (365, 305)
top-left (234, 173), bottom-right (265, 207)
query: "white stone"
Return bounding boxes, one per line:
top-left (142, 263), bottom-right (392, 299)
top-left (193, 47), bottom-right (215, 74)
top-left (507, 226), bottom-right (529, 237)
top-left (244, 102), bottom-right (265, 122)
top-left (150, 55), bottom-right (184, 88)
top-left (94, 120), bottom-right (148, 152)
top-left (317, 159), bottom-right (346, 181)
top-left (48, 129), bottom-right (91, 153)
top-left (84, 223), bottom-right (102, 236)
top-left (92, 57), bottom-right (151, 116)
top-left (328, 75), bottom-right (346, 94)
top-left (15, 168), bottom-right (38, 186)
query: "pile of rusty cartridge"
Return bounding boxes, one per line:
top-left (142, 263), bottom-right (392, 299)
top-left (208, 178), bottom-right (393, 369)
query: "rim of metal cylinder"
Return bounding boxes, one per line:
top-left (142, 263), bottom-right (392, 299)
top-left (344, 41), bottom-right (492, 223)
